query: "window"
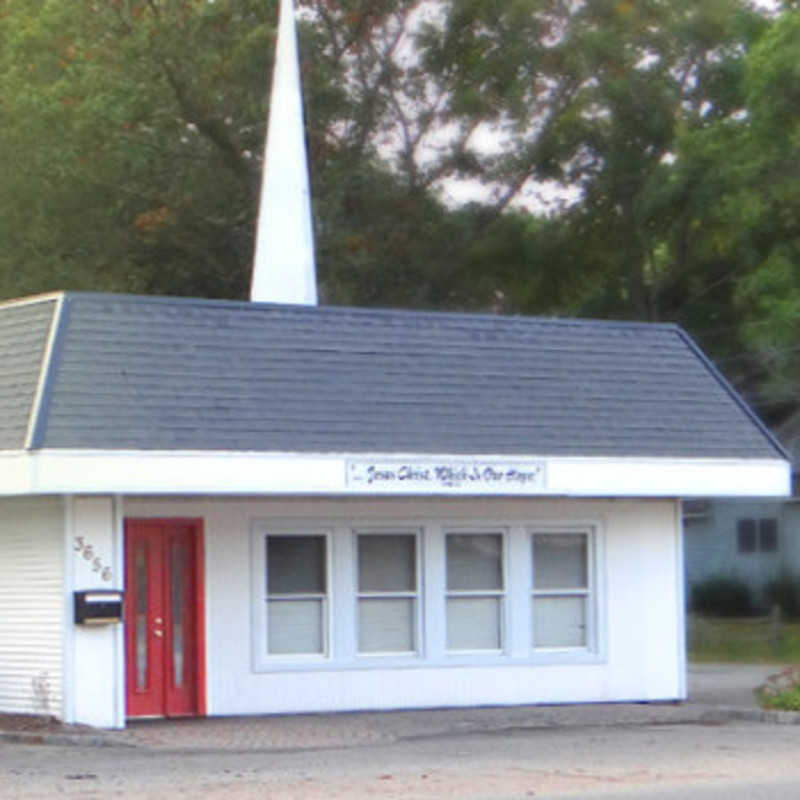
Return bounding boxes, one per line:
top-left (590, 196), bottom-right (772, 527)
top-left (737, 518), bottom-right (778, 554)
top-left (760, 519), bottom-right (778, 552)
top-left (532, 532), bottom-right (590, 649)
top-left (737, 518), bottom-right (756, 553)
top-left (446, 532), bottom-right (504, 651)
top-left (265, 535), bottom-right (327, 656)
top-left (357, 533), bottom-right (418, 655)
top-left (252, 518), bottom-right (602, 671)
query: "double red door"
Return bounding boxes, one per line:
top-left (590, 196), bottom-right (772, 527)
top-left (125, 520), bottom-right (204, 718)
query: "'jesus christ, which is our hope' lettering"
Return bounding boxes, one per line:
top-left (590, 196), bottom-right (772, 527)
top-left (345, 460), bottom-right (546, 491)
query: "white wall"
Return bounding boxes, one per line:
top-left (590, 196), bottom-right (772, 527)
top-left (0, 496), bottom-right (65, 717)
top-left (65, 496), bottom-right (125, 728)
top-left (125, 495), bottom-right (685, 716)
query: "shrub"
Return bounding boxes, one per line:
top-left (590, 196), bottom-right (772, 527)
top-left (764, 571), bottom-right (800, 618)
top-left (690, 576), bottom-right (753, 617)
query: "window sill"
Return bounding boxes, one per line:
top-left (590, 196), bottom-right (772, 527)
top-left (251, 651), bottom-right (606, 673)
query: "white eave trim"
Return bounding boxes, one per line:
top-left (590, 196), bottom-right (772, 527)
top-left (23, 293), bottom-right (65, 449)
top-left (0, 449), bottom-right (790, 498)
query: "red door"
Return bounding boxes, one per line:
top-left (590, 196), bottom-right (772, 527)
top-left (125, 519), bottom-right (205, 718)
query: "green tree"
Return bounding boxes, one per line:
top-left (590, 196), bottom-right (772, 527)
top-left (721, 8), bottom-right (800, 416)
top-left (0, 0), bottom-right (278, 299)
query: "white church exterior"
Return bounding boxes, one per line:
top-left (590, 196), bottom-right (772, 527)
top-left (0, 0), bottom-right (790, 729)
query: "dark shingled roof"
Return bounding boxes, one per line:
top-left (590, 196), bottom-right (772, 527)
top-left (0, 297), bottom-right (58, 451)
top-left (0, 291), bottom-right (786, 459)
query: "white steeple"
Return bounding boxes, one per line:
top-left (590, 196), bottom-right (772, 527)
top-left (251, 0), bottom-right (318, 305)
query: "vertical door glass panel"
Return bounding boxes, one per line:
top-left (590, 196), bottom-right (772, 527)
top-left (171, 539), bottom-right (186, 689)
top-left (135, 542), bottom-right (148, 690)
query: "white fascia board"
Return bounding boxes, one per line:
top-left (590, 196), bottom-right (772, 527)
top-left (0, 449), bottom-right (790, 498)
top-left (0, 452), bottom-right (35, 495)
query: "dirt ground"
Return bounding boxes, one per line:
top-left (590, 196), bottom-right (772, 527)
top-left (3, 720), bottom-right (800, 800)
top-left (0, 713), bottom-right (78, 733)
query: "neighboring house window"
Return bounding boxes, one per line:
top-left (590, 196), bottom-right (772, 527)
top-left (357, 532), bottom-right (418, 655)
top-left (737, 518), bottom-right (779, 554)
top-left (265, 534), bottom-right (328, 655)
top-left (532, 532), bottom-right (591, 649)
top-left (445, 532), bottom-right (505, 652)
top-left (760, 519), bottom-right (779, 552)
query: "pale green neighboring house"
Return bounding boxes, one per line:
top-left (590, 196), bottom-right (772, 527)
top-left (684, 415), bottom-right (800, 609)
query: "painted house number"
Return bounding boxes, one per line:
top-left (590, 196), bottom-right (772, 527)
top-left (73, 536), bottom-right (113, 582)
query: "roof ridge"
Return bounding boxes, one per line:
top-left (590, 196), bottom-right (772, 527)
top-left (58, 290), bottom-right (681, 332)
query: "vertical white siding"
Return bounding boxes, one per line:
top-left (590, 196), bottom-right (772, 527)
top-left (0, 497), bottom-right (64, 717)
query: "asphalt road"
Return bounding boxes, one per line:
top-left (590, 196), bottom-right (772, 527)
top-left (2, 719), bottom-right (800, 799)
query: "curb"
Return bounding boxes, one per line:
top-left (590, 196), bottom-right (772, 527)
top-left (0, 730), bottom-right (134, 748)
top-left (3, 704), bottom-right (800, 751)
top-left (696, 705), bottom-right (800, 725)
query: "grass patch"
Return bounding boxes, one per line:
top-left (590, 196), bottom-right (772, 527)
top-left (688, 614), bottom-right (800, 663)
top-left (756, 666), bottom-right (800, 710)
top-left (758, 685), bottom-right (800, 710)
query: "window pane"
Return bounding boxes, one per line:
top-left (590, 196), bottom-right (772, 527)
top-left (534, 534), bottom-right (587, 589)
top-left (447, 597), bottom-right (501, 650)
top-left (533, 596), bottom-right (586, 648)
top-left (268, 599), bottom-right (323, 654)
top-left (446, 534), bottom-right (502, 590)
top-left (267, 536), bottom-right (325, 594)
top-left (737, 519), bottom-right (756, 553)
top-left (359, 598), bottom-right (414, 653)
top-left (135, 542), bottom-right (148, 691)
top-left (359, 535), bottom-right (415, 592)
top-left (759, 519), bottom-right (778, 553)
top-left (171, 539), bottom-right (186, 689)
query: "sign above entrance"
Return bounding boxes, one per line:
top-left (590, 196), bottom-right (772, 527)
top-left (345, 459), bottom-right (547, 493)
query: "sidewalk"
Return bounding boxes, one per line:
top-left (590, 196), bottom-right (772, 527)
top-left (689, 662), bottom-right (781, 707)
top-left (1, 664), bottom-right (797, 752)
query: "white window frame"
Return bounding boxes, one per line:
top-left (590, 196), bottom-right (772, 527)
top-left (444, 529), bottom-right (507, 655)
top-left (250, 524), bottom-right (332, 670)
top-left (354, 528), bottom-right (422, 658)
top-left (530, 526), bottom-right (596, 654)
top-left (249, 515), bottom-right (605, 672)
